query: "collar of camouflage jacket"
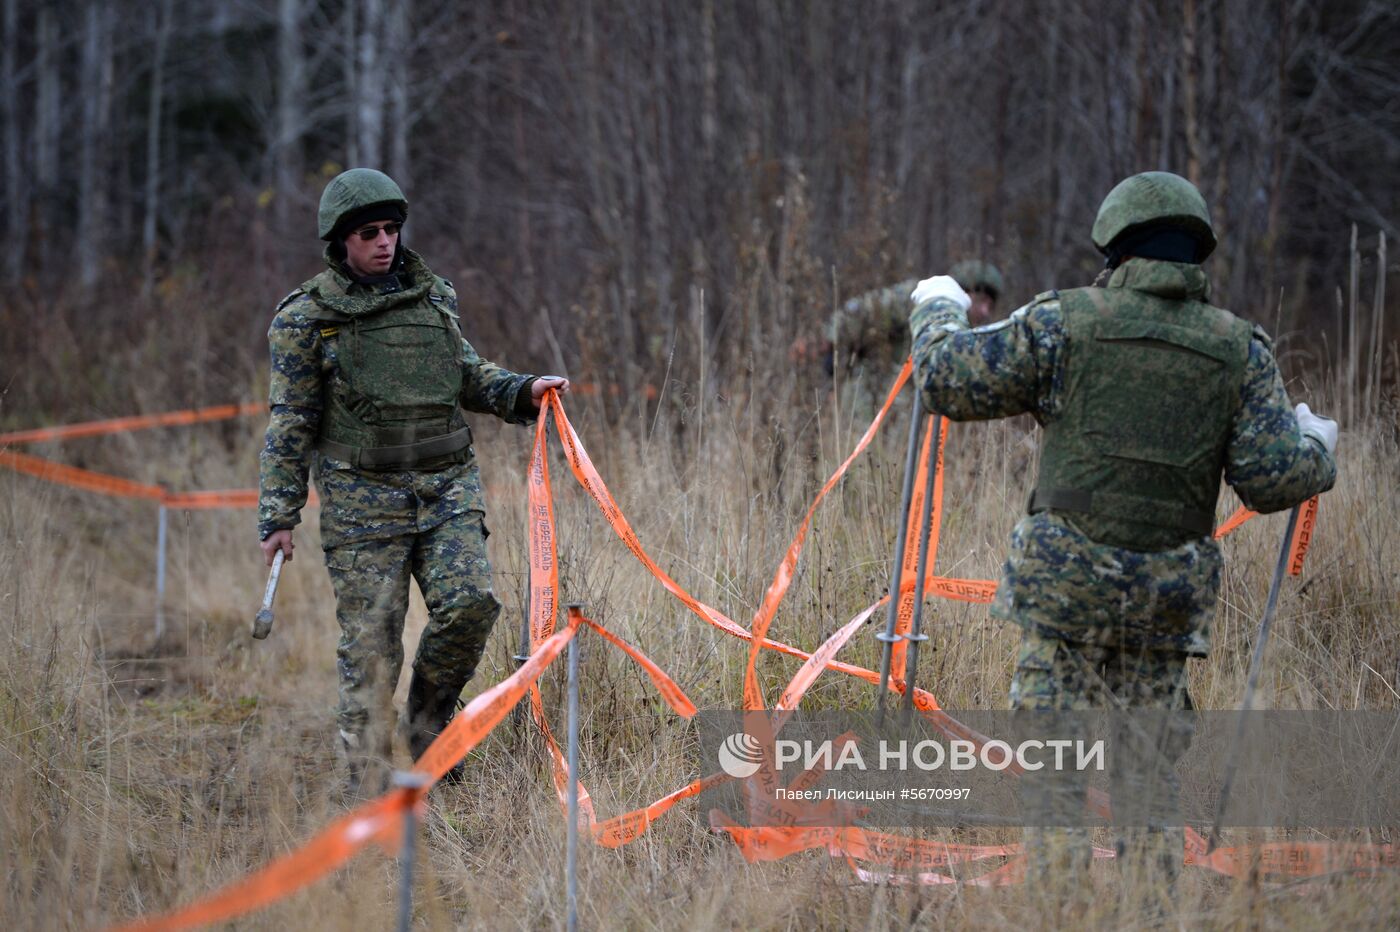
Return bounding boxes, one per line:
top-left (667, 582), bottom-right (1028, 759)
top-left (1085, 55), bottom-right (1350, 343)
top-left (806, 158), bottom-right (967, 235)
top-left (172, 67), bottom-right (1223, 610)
top-left (307, 246), bottom-right (435, 318)
top-left (1106, 258), bottom-right (1211, 302)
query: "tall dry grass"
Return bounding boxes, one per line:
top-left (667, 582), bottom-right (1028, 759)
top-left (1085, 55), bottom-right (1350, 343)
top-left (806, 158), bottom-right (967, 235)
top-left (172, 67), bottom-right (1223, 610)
top-left (3, 356), bottom-right (1398, 929)
top-left (2, 228), bottom-right (1397, 928)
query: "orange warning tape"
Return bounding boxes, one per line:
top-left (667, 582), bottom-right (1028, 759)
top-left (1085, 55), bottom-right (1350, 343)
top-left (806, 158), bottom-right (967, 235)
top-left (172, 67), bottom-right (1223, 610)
top-left (890, 416), bottom-right (944, 677)
top-left (111, 612), bottom-right (586, 932)
top-left (0, 402), bottom-right (263, 445)
top-left (0, 448), bottom-right (166, 500)
top-left (708, 811), bottom-right (1017, 868)
top-left (0, 449), bottom-right (318, 511)
top-left (1286, 495), bottom-right (1320, 576)
top-left (104, 371), bottom-right (1355, 927)
top-left (109, 789), bottom-right (415, 932)
top-left (1185, 833), bottom-right (1398, 880)
top-left (522, 409), bottom-right (703, 844)
top-left (1214, 503), bottom-right (1258, 538)
top-left (741, 358), bottom-right (914, 711)
top-left (538, 377), bottom-right (1342, 885)
top-left (537, 383), bottom-right (1045, 848)
top-left (583, 616), bottom-right (698, 719)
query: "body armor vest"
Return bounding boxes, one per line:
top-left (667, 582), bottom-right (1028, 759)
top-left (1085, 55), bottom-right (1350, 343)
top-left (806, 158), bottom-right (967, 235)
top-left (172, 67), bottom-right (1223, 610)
top-left (1031, 283), bottom-right (1252, 551)
top-left (300, 262), bottom-right (471, 470)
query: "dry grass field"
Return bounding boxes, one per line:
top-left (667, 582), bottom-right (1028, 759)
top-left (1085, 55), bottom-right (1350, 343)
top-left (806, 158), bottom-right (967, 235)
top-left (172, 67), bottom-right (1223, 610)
top-left (2, 307), bottom-right (1398, 929)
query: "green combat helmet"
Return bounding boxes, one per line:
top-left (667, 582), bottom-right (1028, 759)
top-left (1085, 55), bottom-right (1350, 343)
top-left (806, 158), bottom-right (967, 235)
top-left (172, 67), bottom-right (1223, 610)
top-left (1090, 171), bottom-right (1216, 260)
top-left (950, 259), bottom-right (1005, 299)
top-left (318, 168), bottom-right (409, 240)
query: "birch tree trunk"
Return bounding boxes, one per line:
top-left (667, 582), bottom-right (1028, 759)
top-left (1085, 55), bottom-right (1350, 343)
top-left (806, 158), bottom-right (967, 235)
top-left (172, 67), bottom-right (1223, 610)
top-left (35, 5), bottom-right (61, 275)
top-left (356, 0), bottom-right (386, 167)
top-left (387, 0), bottom-right (411, 189)
top-left (343, 1), bottom-right (359, 165)
top-left (143, 0), bottom-right (173, 297)
top-left (78, 2), bottom-right (114, 289)
top-left (275, 0), bottom-right (306, 235)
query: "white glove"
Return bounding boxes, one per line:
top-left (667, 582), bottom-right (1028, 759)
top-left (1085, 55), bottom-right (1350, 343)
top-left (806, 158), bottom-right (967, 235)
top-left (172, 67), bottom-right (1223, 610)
top-left (1295, 402), bottom-right (1338, 454)
top-left (910, 275), bottom-right (971, 312)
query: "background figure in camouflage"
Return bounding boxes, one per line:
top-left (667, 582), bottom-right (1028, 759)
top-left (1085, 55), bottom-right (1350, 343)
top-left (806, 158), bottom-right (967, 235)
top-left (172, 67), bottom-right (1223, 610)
top-left (257, 168), bottom-right (569, 794)
top-left (797, 261), bottom-right (1005, 423)
top-left (908, 172), bottom-right (1337, 907)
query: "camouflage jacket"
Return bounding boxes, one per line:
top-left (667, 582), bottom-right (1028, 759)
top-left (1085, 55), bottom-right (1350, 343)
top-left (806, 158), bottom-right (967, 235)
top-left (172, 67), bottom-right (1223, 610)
top-left (258, 249), bottom-right (537, 548)
top-left (909, 258), bottom-right (1337, 654)
top-left (829, 279), bottom-right (919, 367)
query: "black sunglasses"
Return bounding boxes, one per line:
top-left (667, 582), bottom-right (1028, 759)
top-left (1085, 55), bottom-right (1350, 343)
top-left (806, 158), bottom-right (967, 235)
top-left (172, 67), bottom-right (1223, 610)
top-left (351, 221), bottom-right (402, 241)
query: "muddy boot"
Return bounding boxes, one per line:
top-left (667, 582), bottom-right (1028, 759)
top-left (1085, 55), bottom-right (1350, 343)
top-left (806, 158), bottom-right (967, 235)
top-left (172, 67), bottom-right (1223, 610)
top-left (405, 672), bottom-right (466, 784)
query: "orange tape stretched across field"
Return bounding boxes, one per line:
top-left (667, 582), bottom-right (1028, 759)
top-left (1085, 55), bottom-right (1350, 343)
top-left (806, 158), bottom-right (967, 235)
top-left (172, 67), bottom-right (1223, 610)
top-left (0, 402), bottom-right (264, 446)
top-left (112, 612), bottom-right (587, 932)
top-left (102, 367), bottom-right (1375, 929)
top-left (0, 448), bottom-right (318, 510)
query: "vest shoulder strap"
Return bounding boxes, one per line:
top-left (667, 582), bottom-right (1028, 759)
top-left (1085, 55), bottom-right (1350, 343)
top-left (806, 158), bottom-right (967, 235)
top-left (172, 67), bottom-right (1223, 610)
top-left (274, 288), bottom-right (305, 313)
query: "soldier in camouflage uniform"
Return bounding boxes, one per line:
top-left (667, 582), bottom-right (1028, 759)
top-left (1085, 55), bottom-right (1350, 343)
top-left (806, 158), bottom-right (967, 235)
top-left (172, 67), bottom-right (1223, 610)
top-left (833, 260), bottom-right (1005, 361)
top-left (810, 261), bottom-right (1004, 424)
top-left (257, 168), bottom-right (569, 793)
top-left (906, 173), bottom-right (1338, 904)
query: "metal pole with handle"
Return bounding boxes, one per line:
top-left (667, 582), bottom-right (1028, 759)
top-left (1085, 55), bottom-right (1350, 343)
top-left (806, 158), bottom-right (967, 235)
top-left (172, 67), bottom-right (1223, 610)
top-left (901, 414), bottom-right (942, 723)
top-left (1205, 503), bottom-right (1302, 854)
top-left (876, 398), bottom-right (926, 726)
top-left (565, 603), bottom-right (584, 932)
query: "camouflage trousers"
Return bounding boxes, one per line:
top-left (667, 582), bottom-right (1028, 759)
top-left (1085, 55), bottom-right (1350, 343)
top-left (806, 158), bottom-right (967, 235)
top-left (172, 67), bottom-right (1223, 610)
top-left (323, 508), bottom-right (502, 773)
top-left (1009, 627), bottom-right (1195, 908)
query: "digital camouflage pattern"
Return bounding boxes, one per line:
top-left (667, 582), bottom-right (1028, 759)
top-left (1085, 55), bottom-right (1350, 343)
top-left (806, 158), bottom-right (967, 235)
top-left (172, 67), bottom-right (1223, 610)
top-left (297, 251), bottom-right (474, 463)
top-left (829, 278), bottom-right (919, 367)
top-left (324, 509), bottom-right (500, 769)
top-left (907, 233), bottom-right (1332, 906)
top-left (829, 263), bottom-right (1004, 355)
top-left (258, 241), bottom-right (535, 775)
top-left (826, 264), bottom-right (1004, 420)
top-left (993, 512), bottom-right (1221, 654)
top-left (258, 247), bottom-right (534, 545)
top-left (1035, 273), bottom-right (1252, 551)
top-left (910, 256), bottom-right (1336, 655)
top-left (1091, 170), bottom-right (1216, 257)
top-left (1010, 627), bottom-right (1194, 895)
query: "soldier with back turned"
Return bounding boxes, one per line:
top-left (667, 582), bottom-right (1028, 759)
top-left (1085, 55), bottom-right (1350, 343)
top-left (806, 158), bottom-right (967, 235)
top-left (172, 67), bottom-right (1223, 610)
top-left (906, 172), bottom-right (1337, 913)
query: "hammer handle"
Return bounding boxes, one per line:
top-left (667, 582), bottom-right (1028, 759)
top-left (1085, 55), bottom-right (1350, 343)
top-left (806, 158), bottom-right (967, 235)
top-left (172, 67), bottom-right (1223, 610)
top-left (252, 548), bottom-right (285, 640)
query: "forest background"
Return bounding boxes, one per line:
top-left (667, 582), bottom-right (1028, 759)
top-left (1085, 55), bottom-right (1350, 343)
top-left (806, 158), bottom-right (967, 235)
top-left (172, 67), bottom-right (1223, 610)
top-left (1, 0), bottom-right (1396, 418)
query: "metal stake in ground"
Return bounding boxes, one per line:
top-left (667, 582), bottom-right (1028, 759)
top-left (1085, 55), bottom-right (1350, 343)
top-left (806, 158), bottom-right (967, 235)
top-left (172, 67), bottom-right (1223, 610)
top-left (565, 603), bottom-right (584, 932)
top-left (876, 397), bottom-right (926, 727)
top-left (513, 574), bottom-right (532, 729)
top-left (901, 414), bottom-right (942, 725)
top-left (251, 548), bottom-right (285, 640)
top-left (516, 565), bottom-right (533, 668)
top-left (391, 770), bottom-right (429, 932)
top-left (155, 504), bottom-right (168, 640)
top-left (1205, 503), bottom-right (1302, 854)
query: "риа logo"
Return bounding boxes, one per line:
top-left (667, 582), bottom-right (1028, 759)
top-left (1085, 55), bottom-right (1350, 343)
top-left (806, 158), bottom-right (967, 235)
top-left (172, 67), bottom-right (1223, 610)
top-left (717, 732), bottom-right (764, 778)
